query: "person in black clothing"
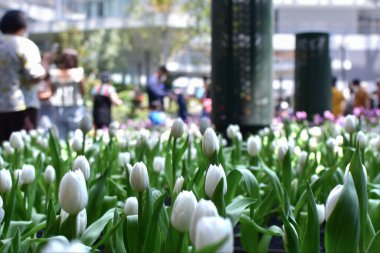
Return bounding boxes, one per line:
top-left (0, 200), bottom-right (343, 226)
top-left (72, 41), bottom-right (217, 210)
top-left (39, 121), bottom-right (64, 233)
top-left (91, 72), bottom-right (122, 129)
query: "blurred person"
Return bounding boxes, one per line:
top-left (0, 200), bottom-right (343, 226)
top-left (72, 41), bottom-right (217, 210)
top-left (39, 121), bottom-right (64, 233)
top-left (331, 77), bottom-right (345, 117)
top-left (201, 77), bottom-right (212, 118)
top-left (0, 10), bottom-right (46, 142)
top-left (91, 72), bottom-right (122, 130)
top-left (352, 79), bottom-right (370, 109)
top-left (45, 48), bottom-right (86, 138)
top-left (372, 79), bottom-right (380, 109)
top-left (147, 66), bottom-right (170, 110)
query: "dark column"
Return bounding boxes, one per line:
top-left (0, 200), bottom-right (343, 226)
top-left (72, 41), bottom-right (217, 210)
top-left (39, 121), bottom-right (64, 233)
top-left (294, 32), bottom-right (331, 119)
top-left (211, 0), bottom-right (273, 134)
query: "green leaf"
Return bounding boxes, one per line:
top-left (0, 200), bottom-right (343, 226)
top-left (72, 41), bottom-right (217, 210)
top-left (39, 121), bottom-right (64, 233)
top-left (300, 182), bottom-right (320, 253)
top-left (124, 215), bottom-right (138, 253)
top-left (81, 208), bottom-right (117, 245)
top-left (3, 178), bottom-right (19, 237)
top-left (143, 192), bottom-right (166, 253)
top-left (8, 221), bottom-right (32, 239)
top-left (240, 214), bottom-right (283, 237)
top-left (59, 214), bottom-right (77, 240)
top-left (283, 218), bottom-right (299, 253)
top-left (194, 235), bottom-right (228, 253)
top-left (348, 147), bottom-right (368, 252)
top-left (240, 221), bottom-right (258, 253)
top-left (211, 178), bottom-right (226, 217)
top-left (282, 150), bottom-right (292, 194)
top-left (367, 230), bottom-right (380, 253)
top-left (226, 167), bottom-right (259, 204)
top-left (93, 211), bottom-right (125, 249)
top-left (141, 187), bottom-right (153, 245)
top-left (260, 159), bottom-right (285, 212)
top-left (87, 174), bottom-right (107, 224)
top-left (226, 197), bottom-right (255, 226)
top-left (164, 152), bottom-right (174, 191)
top-left (10, 229), bottom-right (20, 253)
top-left (325, 174), bottom-right (360, 253)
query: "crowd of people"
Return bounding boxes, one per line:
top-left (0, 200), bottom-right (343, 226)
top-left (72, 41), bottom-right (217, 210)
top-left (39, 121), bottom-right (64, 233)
top-left (331, 77), bottom-right (380, 117)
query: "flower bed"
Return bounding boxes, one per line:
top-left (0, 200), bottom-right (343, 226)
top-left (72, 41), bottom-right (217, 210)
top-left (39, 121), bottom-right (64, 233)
top-left (0, 113), bottom-right (379, 253)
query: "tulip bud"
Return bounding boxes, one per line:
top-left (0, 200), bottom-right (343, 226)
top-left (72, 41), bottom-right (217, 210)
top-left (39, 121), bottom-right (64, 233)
top-left (0, 155), bottom-right (3, 168)
top-left (326, 138), bottom-right (337, 150)
top-left (3, 141), bottom-right (14, 156)
top-left (226, 125), bottom-right (240, 139)
top-left (124, 197), bottom-right (138, 216)
top-left (44, 165), bottom-right (56, 184)
top-left (247, 135), bottom-right (261, 156)
top-left (21, 164), bottom-right (35, 185)
top-left (118, 152), bottom-right (131, 167)
top-left (59, 170), bottom-right (88, 215)
top-left (60, 208), bottom-right (87, 235)
top-left (356, 131), bottom-right (367, 150)
top-left (195, 216), bottom-right (234, 253)
top-left (325, 184), bottom-right (344, 221)
top-left (277, 142), bottom-right (288, 162)
top-left (0, 169), bottom-right (12, 192)
top-left (14, 169), bottom-right (23, 186)
top-left (79, 114), bottom-right (92, 134)
top-left (171, 190), bottom-right (198, 232)
top-left (130, 162), bottom-right (149, 192)
top-left (173, 176), bottom-right (184, 196)
top-left (298, 151), bottom-right (308, 168)
top-left (71, 138), bottom-right (83, 153)
top-left (189, 199), bottom-right (218, 243)
top-left (205, 164), bottom-right (227, 198)
top-left (316, 204), bottom-right (325, 225)
top-left (0, 208), bottom-right (4, 223)
top-left (9, 132), bottom-right (24, 150)
top-left (42, 238), bottom-right (90, 253)
top-left (153, 156), bottom-right (165, 173)
top-left (0, 196), bottom-right (2, 208)
top-left (73, 156), bottom-right (90, 180)
top-left (199, 117), bottom-right (211, 135)
top-left (171, 118), bottom-right (185, 139)
top-left (343, 115), bottom-right (357, 134)
top-left (202, 128), bottom-right (220, 159)
top-left (310, 174), bottom-right (319, 184)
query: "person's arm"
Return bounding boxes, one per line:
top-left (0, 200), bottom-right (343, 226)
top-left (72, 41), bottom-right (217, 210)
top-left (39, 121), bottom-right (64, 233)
top-left (20, 40), bottom-right (46, 84)
top-left (79, 80), bottom-right (85, 96)
top-left (110, 92), bottom-right (123, 106)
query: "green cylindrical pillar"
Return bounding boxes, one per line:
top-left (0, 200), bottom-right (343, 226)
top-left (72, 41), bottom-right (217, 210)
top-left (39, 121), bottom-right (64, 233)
top-left (211, 0), bottom-right (273, 133)
top-left (294, 32), bottom-right (331, 119)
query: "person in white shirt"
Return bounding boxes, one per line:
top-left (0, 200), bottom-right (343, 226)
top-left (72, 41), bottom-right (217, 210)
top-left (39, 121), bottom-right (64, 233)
top-left (0, 10), bottom-right (46, 142)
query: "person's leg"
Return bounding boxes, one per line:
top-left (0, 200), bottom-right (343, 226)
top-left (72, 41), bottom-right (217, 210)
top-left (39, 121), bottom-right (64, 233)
top-left (24, 108), bottom-right (38, 131)
top-left (0, 110), bottom-right (26, 142)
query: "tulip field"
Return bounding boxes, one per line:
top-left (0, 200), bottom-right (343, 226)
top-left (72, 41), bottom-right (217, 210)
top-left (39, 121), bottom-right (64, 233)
top-left (0, 113), bottom-right (380, 253)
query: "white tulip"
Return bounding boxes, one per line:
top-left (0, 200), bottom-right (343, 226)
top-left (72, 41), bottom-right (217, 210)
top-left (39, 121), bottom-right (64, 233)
top-left (205, 164), bottom-right (227, 198)
top-left (14, 169), bottom-right (23, 185)
top-left (9, 132), bottom-right (24, 150)
top-left (199, 117), bottom-right (211, 135)
top-left (189, 199), bottom-right (218, 243)
top-left (126, 164), bottom-right (133, 174)
top-left (202, 128), bottom-right (220, 159)
top-left (195, 216), bottom-right (234, 253)
top-left (235, 132), bottom-right (243, 142)
top-left (171, 118), bottom-right (185, 139)
top-left (118, 152), bottom-right (131, 167)
top-left (0, 196), bottom-right (2, 208)
top-left (326, 138), bottom-right (337, 150)
top-left (173, 176), bottom-right (184, 196)
top-left (171, 190), bottom-right (198, 232)
top-left (0, 208), bottom-right (4, 223)
top-left (0, 155), bottom-right (3, 168)
top-left (71, 138), bottom-right (83, 153)
top-left (298, 151), bottom-right (308, 168)
top-left (44, 165), bottom-right (56, 184)
top-left (79, 114), bottom-right (92, 134)
top-left (37, 136), bottom-right (48, 149)
top-left (369, 135), bottom-right (380, 151)
top-left (21, 164), bottom-right (35, 185)
top-left (42, 238), bottom-right (90, 253)
top-left (247, 135), bottom-right (262, 156)
top-left (226, 125), bottom-right (240, 139)
top-left (316, 204), bottom-right (325, 225)
top-left (60, 208), bottom-right (87, 235)
top-left (277, 142), bottom-right (289, 162)
top-left (356, 131), bottom-right (367, 150)
top-left (124, 197), bottom-right (138, 216)
top-left (130, 162), bottom-right (149, 192)
top-left (343, 115), bottom-right (357, 134)
top-left (73, 156), bottom-right (90, 180)
top-left (325, 184), bottom-right (344, 221)
top-left (153, 156), bottom-right (165, 173)
top-left (2, 141), bottom-right (14, 156)
top-left (59, 170), bottom-right (88, 215)
top-left (310, 174), bottom-right (319, 184)
top-left (0, 169), bottom-right (12, 192)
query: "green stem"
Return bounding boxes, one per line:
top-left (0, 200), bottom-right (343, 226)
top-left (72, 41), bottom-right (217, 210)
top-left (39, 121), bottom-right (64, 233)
top-left (137, 192), bottom-right (143, 252)
top-left (21, 220), bottom-right (47, 240)
top-left (177, 232), bottom-right (184, 253)
top-left (172, 137), bottom-right (177, 187)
